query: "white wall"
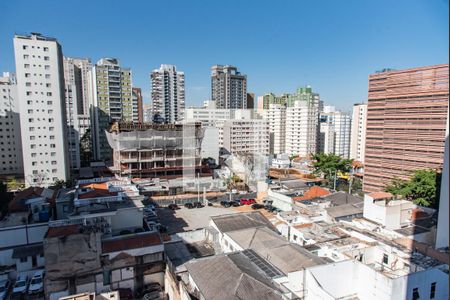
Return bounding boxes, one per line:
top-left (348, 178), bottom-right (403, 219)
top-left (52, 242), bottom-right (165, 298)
top-left (110, 207), bottom-right (142, 232)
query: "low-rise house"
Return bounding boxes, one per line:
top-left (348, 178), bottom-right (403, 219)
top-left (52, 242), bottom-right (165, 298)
top-left (209, 211), bottom-right (276, 250)
top-left (182, 251), bottom-right (290, 300)
top-left (43, 177), bottom-right (165, 300)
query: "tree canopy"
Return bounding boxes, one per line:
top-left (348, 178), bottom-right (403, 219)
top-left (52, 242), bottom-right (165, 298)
top-left (385, 169), bottom-right (441, 208)
top-left (311, 153), bottom-right (353, 179)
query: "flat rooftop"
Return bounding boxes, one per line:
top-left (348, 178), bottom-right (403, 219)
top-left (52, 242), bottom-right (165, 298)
top-left (156, 205), bottom-right (240, 234)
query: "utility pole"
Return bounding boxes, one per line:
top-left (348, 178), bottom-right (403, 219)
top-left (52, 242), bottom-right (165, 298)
top-left (333, 170), bottom-right (337, 191)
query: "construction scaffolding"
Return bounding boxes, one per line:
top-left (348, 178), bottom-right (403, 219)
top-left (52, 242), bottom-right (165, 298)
top-left (105, 122), bottom-right (204, 179)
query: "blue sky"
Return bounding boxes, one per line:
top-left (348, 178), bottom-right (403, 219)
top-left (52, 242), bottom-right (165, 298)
top-left (0, 0), bottom-right (448, 111)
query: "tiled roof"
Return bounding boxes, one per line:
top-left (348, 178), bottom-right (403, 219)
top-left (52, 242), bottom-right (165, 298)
top-left (368, 192), bottom-right (393, 200)
top-left (293, 186), bottom-right (331, 201)
top-left (9, 187), bottom-right (44, 212)
top-left (46, 224), bottom-right (80, 238)
top-left (80, 183), bottom-right (108, 190)
top-left (78, 189), bottom-right (117, 199)
top-left (102, 232), bottom-right (162, 253)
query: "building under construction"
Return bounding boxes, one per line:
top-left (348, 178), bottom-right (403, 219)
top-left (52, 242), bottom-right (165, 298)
top-left (106, 122), bottom-right (204, 179)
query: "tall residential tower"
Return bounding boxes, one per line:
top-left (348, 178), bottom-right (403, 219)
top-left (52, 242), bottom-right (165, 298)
top-left (211, 65), bottom-right (247, 109)
top-left (13, 33), bottom-right (69, 186)
top-left (0, 73), bottom-right (23, 176)
top-left (63, 57), bottom-right (92, 170)
top-left (151, 64), bottom-right (185, 123)
top-left (89, 58), bottom-right (133, 161)
top-left (350, 103), bottom-right (367, 162)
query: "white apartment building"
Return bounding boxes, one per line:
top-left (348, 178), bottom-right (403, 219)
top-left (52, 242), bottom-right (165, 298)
top-left (222, 119), bottom-right (270, 156)
top-left (0, 73), bottom-right (23, 175)
top-left (184, 106), bottom-right (268, 158)
top-left (285, 100), bottom-right (319, 157)
top-left (319, 106), bottom-right (352, 159)
top-left (184, 107), bottom-right (231, 127)
top-left (263, 103), bottom-right (286, 155)
top-left (13, 33), bottom-right (69, 186)
top-left (63, 57), bottom-right (92, 171)
top-left (350, 103), bottom-right (367, 162)
top-left (151, 64), bottom-right (185, 123)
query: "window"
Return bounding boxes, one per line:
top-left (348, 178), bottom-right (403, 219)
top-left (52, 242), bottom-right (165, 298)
top-left (23, 45), bottom-right (28, 50)
top-left (20, 257), bottom-right (27, 263)
top-left (430, 282), bottom-right (436, 299)
top-left (23, 54), bottom-right (29, 59)
top-left (24, 64), bottom-right (30, 69)
top-left (44, 56), bottom-right (50, 61)
top-left (44, 65), bottom-right (50, 70)
top-left (382, 254), bottom-right (388, 264)
top-left (103, 270), bottom-right (111, 285)
top-left (412, 288), bottom-right (420, 300)
top-left (43, 47), bottom-right (49, 52)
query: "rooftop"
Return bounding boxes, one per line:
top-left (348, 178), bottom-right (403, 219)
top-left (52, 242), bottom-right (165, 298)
top-left (322, 191), bottom-right (363, 206)
top-left (367, 191), bottom-right (393, 200)
top-left (293, 186), bottom-right (331, 201)
top-left (102, 231), bottom-right (162, 253)
top-left (226, 226), bottom-right (326, 274)
top-left (184, 251), bottom-right (284, 300)
top-left (326, 203), bottom-right (363, 219)
top-left (211, 211), bottom-right (275, 233)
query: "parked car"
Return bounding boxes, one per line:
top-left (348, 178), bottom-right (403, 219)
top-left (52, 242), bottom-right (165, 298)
top-left (220, 200), bottom-right (232, 208)
top-left (0, 279), bottom-right (10, 300)
top-left (168, 204), bottom-right (180, 210)
top-left (12, 274), bottom-right (28, 297)
top-left (184, 202), bottom-right (194, 209)
top-left (28, 269), bottom-right (45, 295)
top-left (251, 203), bottom-right (265, 210)
top-left (193, 202), bottom-right (204, 208)
top-left (240, 198), bottom-right (256, 205)
top-left (207, 201), bottom-right (213, 206)
top-left (231, 201), bottom-right (241, 207)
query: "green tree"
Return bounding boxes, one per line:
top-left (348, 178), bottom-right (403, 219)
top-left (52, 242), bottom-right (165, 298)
top-left (385, 169), bottom-right (441, 208)
top-left (311, 153), bottom-right (353, 182)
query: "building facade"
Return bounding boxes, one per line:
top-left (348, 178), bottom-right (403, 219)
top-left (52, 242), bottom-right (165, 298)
top-left (264, 103), bottom-right (286, 155)
top-left (88, 58), bottom-right (133, 162)
top-left (151, 64), bottom-right (185, 123)
top-left (63, 57), bottom-right (92, 171)
top-left (13, 33), bottom-right (69, 186)
top-left (364, 64), bottom-right (449, 192)
top-left (319, 107), bottom-right (351, 158)
top-left (221, 119), bottom-right (270, 156)
top-left (132, 87), bottom-right (143, 123)
top-left (211, 65), bottom-right (247, 109)
top-left (350, 103), bottom-right (367, 162)
top-left (0, 73), bottom-right (23, 176)
top-left (106, 122), bottom-right (204, 178)
top-left (285, 98), bottom-right (320, 156)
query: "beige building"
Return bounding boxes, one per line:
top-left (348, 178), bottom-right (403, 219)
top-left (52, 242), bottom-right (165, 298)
top-left (364, 64), bottom-right (449, 192)
top-left (350, 103), bottom-right (367, 162)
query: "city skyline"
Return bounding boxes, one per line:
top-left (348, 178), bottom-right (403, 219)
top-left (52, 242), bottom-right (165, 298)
top-left (0, 0), bottom-right (448, 111)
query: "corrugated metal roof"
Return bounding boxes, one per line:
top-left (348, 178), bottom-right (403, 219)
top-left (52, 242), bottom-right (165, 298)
top-left (211, 212), bottom-right (275, 233)
top-left (185, 252), bottom-right (283, 300)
